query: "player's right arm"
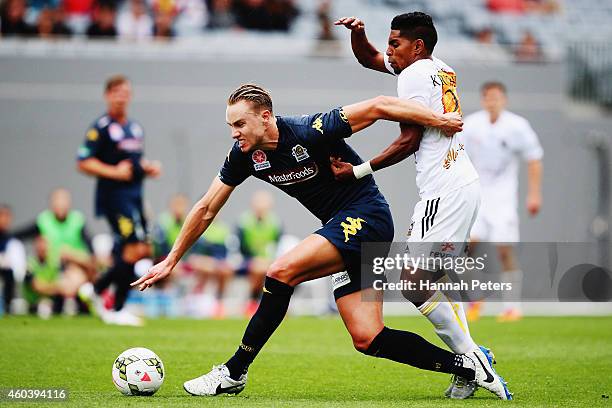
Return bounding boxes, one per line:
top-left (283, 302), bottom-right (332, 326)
top-left (76, 125), bottom-right (134, 181)
top-left (77, 157), bottom-right (133, 181)
top-left (335, 16), bottom-right (389, 74)
top-left (132, 177), bottom-right (235, 291)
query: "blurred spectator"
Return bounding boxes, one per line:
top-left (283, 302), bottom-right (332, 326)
top-left (0, 204), bottom-right (26, 315)
top-left (487, 0), bottom-right (525, 14)
top-left (86, 1), bottom-right (117, 38)
top-left (14, 188), bottom-right (94, 314)
top-left (117, 0), bottom-right (153, 41)
top-left (0, 0), bottom-right (37, 36)
top-left (154, 194), bottom-right (233, 318)
top-left (36, 7), bottom-right (72, 37)
top-left (236, 190), bottom-right (281, 316)
top-left (515, 30), bottom-right (543, 62)
top-left (233, 0), bottom-right (298, 32)
top-left (205, 0), bottom-right (234, 30)
top-left (171, 0), bottom-right (205, 36)
top-left (525, 0), bottom-right (560, 14)
top-left (316, 0), bottom-right (334, 41)
top-left (475, 27), bottom-right (495, 45)
top-left (152, 1), bottom-right (177, 38)
top-left (63, 0), bottom-right (94, 33)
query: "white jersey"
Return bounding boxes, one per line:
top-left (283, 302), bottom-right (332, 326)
top-left (462, 110), bottom-right (543, 207)
top-left (384, 55), bottom-right (479, 199)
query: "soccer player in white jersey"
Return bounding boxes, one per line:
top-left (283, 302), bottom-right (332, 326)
top-left (463, 81), bottom-right (543, 322)
top-left (335, 12), bottom-right (512, 400)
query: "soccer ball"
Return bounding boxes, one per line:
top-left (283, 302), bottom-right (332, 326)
top-left (112, 347), bottom-right (165, 396)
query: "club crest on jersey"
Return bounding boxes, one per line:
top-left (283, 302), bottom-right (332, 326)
top-left (291, 144), bottom-right (309, 162)
top-left (252, 150), bottom-right (271, 171)
top-left (109, 123), bottom-right (125, 141)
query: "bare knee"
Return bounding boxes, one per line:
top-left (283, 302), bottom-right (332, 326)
top-left (351, 328), bottom-right (381, 353)
top-left (266, 259), bottom-right (297, 285)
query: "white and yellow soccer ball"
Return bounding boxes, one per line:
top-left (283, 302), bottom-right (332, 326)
top-left (112, 347), bottom-right (165, 396)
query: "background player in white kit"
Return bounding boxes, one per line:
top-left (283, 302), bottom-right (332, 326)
top-left (462, 81), bottom-right (543, 322)
top-left (334, 12), bottom-right (512, 400)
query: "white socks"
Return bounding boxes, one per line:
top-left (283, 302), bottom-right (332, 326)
top-left (418, 290), bottom-right (478, 354)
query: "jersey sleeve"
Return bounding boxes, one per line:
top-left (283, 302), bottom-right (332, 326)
top-left (218, 144), bottom-right (251, 187)
top-left (396, 68), bottom-right (430, 106)
top-left (304, 107), bottom-right (353, 144)
top-left (516, 118), bottom-right (543, 161)
top-left (77, 125), bottom-right (104, 161)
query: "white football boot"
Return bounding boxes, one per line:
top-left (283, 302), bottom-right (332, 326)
top-left (445, 346), bottom-right (496, 399)
top-left (462, 346), bottom-right (513, 400)
top-left (183, 364), bottom-right (247, 396)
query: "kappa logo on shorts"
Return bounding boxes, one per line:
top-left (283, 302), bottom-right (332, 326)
top-left (252, 150), bottom-right (271, 171)
top-left (341, 216), bottom-right (366, 242)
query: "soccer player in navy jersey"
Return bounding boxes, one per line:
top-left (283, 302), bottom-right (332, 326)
top-left (77, 75), bottom-right (161, 326)
top-left (132, 84), bottom-right (494, 397)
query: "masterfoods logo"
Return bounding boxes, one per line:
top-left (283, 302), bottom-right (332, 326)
top-left (267, 163), bottom-right (318, 185)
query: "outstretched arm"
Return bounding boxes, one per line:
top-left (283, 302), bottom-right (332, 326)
top-left (132, 177), bottom-right (235, 290)
top-left (331, 124), bottom-right (423, 181)
top-left (342, 95), bottom-right (463, 135)
top-left (334, 16), bottom-right (390, 74)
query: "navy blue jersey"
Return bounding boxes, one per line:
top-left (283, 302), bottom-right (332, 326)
top-left (219, 108), bottom-right (387, 224)
top-left (77, 114), bottom-right (145, 216)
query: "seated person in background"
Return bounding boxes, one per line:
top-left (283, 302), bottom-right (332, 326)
top-left (23, 235), bottom-right (89, 316)
top-left (0, 204), bottom-right (26, 315)
top-left (14, 188), bottom-right (94, 314)
top-left (154, 193), bottom-right (233, 318)
top-left (236, 190), bottom-right (282, 317)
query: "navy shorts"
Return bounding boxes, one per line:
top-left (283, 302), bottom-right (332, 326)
top-left (315, 197), bottom-right (394, 300)
top-left (102, 197), bottom-right (148, 246)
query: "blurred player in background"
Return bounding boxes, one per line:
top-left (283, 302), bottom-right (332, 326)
top-left (77, 75), bottom-right (162, 326)
top-left (335, 12), bottom-right (511, 399)
top-left (133, 84), bottom-right (509, 400)
top-left (14, 188), bottom-right (94, 315)
top-left (155, 193), bottom-right (234, 318)
top-left (463, 81), bottom-right (543, 322)
top-left (0, 204), bottom-right (26, 315)
top-left (237, 190), bottom-right (282, 316)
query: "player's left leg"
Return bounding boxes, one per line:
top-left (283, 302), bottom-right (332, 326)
top-left (183, 233), bottom-right (346, 396)
top-left (336, 288), bottom-right (477, 378)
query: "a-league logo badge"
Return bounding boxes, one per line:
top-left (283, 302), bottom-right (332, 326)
top-left (291, 144), bottom-right (309, 162)
top-left (252, 150), bottom-right (271, 171)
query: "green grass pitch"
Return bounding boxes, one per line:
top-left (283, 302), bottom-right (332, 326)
top-left (1, 315), bottom-right (611, 407)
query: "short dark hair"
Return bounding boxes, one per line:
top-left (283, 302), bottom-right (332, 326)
top-left (0, 203), bottom-right (11, 213)
top-left (481, 81), bottom-right (507, 95)
top-left (228, 83), bottom-right (273, 113)
top-left (105, 75), bottom-right (129, 92)
top-left (391, 12), bottom-right (437, 54)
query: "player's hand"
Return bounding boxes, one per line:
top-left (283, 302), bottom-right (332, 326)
top-left (334, 16), bottom-right (365, 33)
top-left (527, 193), bottom-right (541, 216)
top-left (115, 159), bottom-right (133, 181)
top-left (131, 258), bottom-right (173, 291)
top-left (142, 159), bottom-right (162, 178)
top-left (440, 112), bottom-right (463, 136)
top-left (330, 156), bottom-right (356, 181)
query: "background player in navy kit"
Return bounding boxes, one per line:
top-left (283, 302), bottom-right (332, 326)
top-left (77, 75), bottom-right (161, 325)
top-left (132, 84), bottom-right (502, 398)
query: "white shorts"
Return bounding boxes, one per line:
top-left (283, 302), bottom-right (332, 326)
top-left (406, 181), bottom-right (480, 271)
top-left (470, 194), bottom-right (519, 243)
